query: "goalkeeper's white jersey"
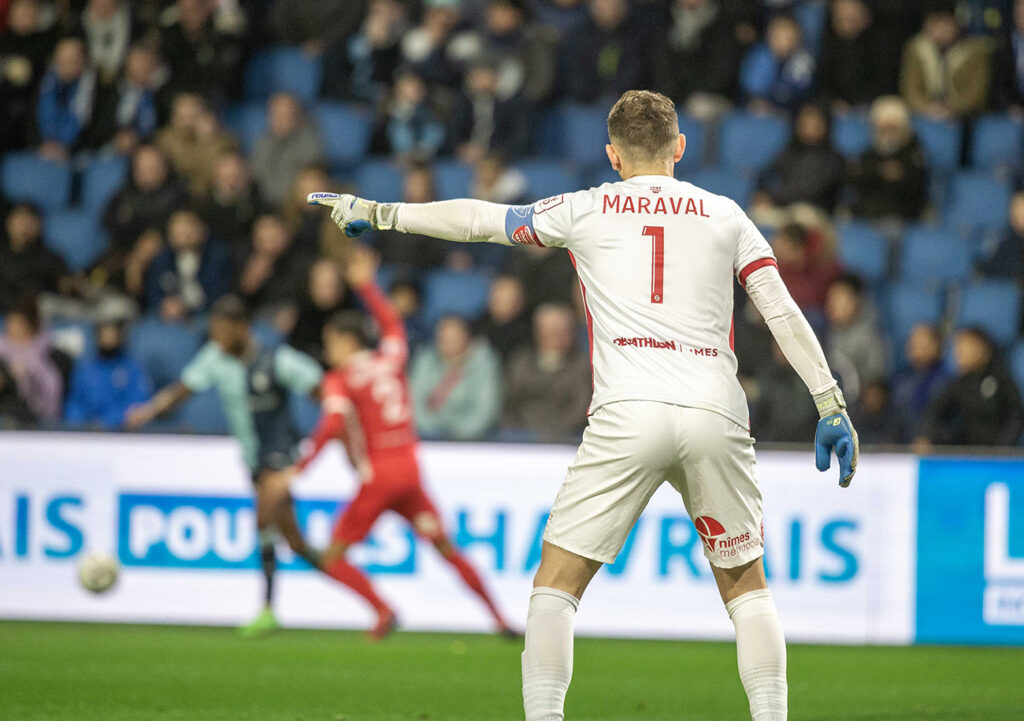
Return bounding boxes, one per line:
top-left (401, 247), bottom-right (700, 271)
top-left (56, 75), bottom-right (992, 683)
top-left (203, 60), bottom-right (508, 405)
top-left (505, 175), bottom-right (776, 428)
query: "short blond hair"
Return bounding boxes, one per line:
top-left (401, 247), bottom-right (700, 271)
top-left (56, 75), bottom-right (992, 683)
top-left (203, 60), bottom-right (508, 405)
top-left (606, 90), bottom-right (679, 163)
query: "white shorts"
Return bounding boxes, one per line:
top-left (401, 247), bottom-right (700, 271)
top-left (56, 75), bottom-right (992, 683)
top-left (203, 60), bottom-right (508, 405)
top-left (544, 400), bottom-right (763, 568)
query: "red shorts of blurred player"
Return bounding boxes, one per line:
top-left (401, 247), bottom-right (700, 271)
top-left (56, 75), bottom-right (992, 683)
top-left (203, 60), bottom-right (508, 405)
top-left (332, 447), bottom-right (444, 545)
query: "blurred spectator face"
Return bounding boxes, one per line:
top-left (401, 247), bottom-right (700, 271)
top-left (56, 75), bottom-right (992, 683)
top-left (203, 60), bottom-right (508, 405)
top-left (194, 108), bottom-right (221, 140)
top-left (953, 330), bottom-right (992, 375)
top-left (489, 276), bottom-right (525, 323)
top-left (292, 167), bottom-right (331, 208)
top-left (5, 205), bottom-right (42, 252)
top-left (394, 72), bottom-right (427, 106)
top-left (132, 146), bottom-right (169, 191)
top-left (1016, 0), bottom-right (1024, 31)
top-left (251, 215), bottom-right (290, 256)
top-left (423, 6), bottom-right (459, 34)
top-left (771, 225), bottom-right (808, 269)
top-left (125, 46), bottom-right (158, 86)
top-left (4, 310), bottom-right (37, 343)
top-left (590, 0), bottom-right (627, 30)
top-left (87, 0), bottom-right (120, 19)
top-left (212, 152), bottom-right (249, 198)
top-left (170, 93), bottom-right (203, 134)
top-left (795, 105), bottom-right (828, 146)
top-left (1009, 192), bottom-right (1024, 235)
top-left (268, 94), bottom-right (303, 137)
top-left (767, 16), bottom-right (802, 59)
top-left (923, 11), bottom-right (959, 48)
top-left (870, 97), bottom-right (912, 154)
top-left (178, 0), bottom-right (212, 34)
top-left (534, 305), bottom-right (574, 356)
top-left (487, 2), bottom-right (524, 35)
top-left (825, 280), bottom-right (861, 326)
top-left (436, 316), bottom-right (471, 362)
top-left (466, 65), bottom-right (499, 96)
top-left (831, 0), bottom-right (870, 40)
top-left (860, 381), bottom-right (888, 414)
top-left (96, 322), bottom-right (125, 357)
top-left (474, 155), bottom-right (504, 190)
top-left (403, 168), bottom-right (435, 203)
top-left (167, 210), bottom-right (206, 252)
top-left (8, 0), bottom-right (41, 34)
top-left (53, 38), bottom-right (87, 82)
top-left (906, 324), bottom-right (942, 370)
top-left (390, 283), bottom-right (420, 318)
top-left (309, 260), bottom-right (343, 309)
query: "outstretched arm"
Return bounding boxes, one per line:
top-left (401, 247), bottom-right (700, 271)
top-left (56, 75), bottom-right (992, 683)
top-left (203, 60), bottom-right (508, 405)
top-left (124, 382), bottom-right (192, 430)
top-left (345, 246), bottom-right (408, 363)
top-left (298, 396), bottom-right (372, 482)
top-left (309, 192), bottom-right (513, 245)
top-left (743, 264), bottom-right (859, 486)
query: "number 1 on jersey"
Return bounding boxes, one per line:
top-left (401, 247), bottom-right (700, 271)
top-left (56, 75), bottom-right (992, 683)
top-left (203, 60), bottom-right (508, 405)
top-left (644, 225), bottom-right (665, 304)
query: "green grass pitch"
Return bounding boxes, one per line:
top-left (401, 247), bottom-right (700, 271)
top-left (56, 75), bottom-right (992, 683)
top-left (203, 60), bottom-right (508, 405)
top-left (1, 621), bottom-right (1022, 721)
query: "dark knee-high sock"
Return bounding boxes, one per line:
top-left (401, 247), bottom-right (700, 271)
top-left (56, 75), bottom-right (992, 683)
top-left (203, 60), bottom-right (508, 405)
top-left (260, 540), bottom-right (276, 607)
top-left (445, 550), bottom-right (505, 625)
top-left (325, 557), bottom-right (392, 617)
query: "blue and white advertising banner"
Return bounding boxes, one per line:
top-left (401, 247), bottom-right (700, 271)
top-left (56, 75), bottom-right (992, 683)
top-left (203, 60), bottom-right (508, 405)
top-left (916, 458), bottom-right (1024, 645)
top-left (1, 433), bottom-right (918, 644)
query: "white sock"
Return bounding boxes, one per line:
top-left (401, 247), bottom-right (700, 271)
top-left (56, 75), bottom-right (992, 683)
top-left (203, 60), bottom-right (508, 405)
top-left (726, 589), bottom-right (788, 721)
top-left (522, 587), bottom-right (579, 721)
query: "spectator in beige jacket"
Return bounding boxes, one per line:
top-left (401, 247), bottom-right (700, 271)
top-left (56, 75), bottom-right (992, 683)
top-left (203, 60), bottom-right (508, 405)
top-left (900, 6), bottom-right (992, 120)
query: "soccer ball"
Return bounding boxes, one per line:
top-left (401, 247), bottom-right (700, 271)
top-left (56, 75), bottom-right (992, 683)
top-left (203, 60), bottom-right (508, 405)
top-left (78, 552), bottom-right (119, 594)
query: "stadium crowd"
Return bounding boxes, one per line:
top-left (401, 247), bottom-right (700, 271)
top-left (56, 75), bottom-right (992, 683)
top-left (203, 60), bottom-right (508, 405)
top-left (1, 0), bottom-right (1023, 447)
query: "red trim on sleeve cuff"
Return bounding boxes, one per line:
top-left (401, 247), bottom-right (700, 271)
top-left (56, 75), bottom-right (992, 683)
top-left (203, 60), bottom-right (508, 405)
top-left (737, 258), bottom-right (779, 287)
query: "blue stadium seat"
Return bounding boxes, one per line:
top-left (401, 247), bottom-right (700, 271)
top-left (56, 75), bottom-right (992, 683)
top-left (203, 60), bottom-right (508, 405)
top-left (1, 153), bottom-right (72, 209)
top-left (1011, 342), bottom-right (1024, 397)
top-left (81, 155), bottom-right (129, 211)
top-left (688, 167), bottom-right (754, 207)
top-left (957, 280), bottom-right (1022, 346)
top-left (513, 159), bottom-right (581, 200)
top-left (911, 117), bottom-right (963, 171)
top-left (129, 318), bottom-right (204, 389)
top-left (900, 226), bottom-right (972, 283)
top-left (43, 209), bottom-right (109, 271)
top-left (794, 1), bottom-right (826, 54)
top-left (831, 114), bottom-right (871, 158)
top-left (882, 282), bottom-right (946, 347)
top-left (434, 160), bottom-right (473, 200)
top-left (176, 390), bottom-right (228, 434)
top-left (244, 47), bottom-right (322, 103)
top-left (222, 103), bottom-right (266, 152)
top-left (314, 102), bottom-right (371, 167)
top-left (970, 114), bottom-right (1023, 170)
top-left (837, 221), bottom-right (888, 281)
top-left (560, 103), bottom-right (610, 168)
top-left (422, 270), bottom-right (492, 326)
top-left (677, 113), bottom-right (705, 169)
top-left (945, 171), bottom-right (1011, 233)
top-left (718, 113), bottom-right (790, 171)
top-left (356, 159), bottom-right (403, 202)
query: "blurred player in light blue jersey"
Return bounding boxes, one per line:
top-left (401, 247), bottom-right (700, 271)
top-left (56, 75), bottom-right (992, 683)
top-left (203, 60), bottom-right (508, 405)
top-left (127, 295), bottom-right (338, 637)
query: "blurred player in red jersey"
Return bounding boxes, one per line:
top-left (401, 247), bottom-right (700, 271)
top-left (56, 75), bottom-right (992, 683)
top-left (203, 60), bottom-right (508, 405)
top-left (298, 247), bottom-right (514, 640)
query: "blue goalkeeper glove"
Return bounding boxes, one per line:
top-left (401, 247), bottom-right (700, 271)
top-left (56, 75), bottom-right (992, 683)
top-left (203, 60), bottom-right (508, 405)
top-left (812, 387), bottom-right (859, 487)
